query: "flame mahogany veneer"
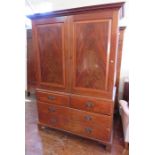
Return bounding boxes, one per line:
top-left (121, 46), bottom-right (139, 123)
top-left (28, 2), bottom-right (125, 150)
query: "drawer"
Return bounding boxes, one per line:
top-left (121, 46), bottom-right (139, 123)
top-left (37, 102), bottom-right (70, 116)
top-left (69, 122), bottom-right (111, 141)
top-left (70, 95), bottom-right (113, 115)
top-left (69, 107), bottom-right (111, 128)
top-left (38, 102), bottom-right (111, 128)
top-left (38, 112), bottom-right (70, 130)
top-left (38, 102), bottom-right (70, 130)
top-left (38, 102), bottom-right (112, 141)
top-left (68, 110), bottom-right (111, 141)
top-left (36, 91), bottom-right (69, 106)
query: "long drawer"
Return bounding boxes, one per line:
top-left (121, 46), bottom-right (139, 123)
top-left (38, 102), bottom-right (112, 142)
top-left (36, 91), bottom-right (69, 106)
top-left (70, 95), bottom-right (113, 115)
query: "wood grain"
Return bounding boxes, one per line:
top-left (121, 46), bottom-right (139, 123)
top-left (38, 102), bottom-right (112, 141)
top-left (27, 29), bottom-right (37, 92)
top-left (37, 23), bottom-right (64, 85)
top-left (70, 10), bottom-right (119, 99)
top-left (70, 95), bottom-right (113, 115)
top-left (33, 16), bottom-right (69, 92)
top-left (36, 91), bottom-right (70, 106)
top-left (29, 3), bottom-right (125, 149)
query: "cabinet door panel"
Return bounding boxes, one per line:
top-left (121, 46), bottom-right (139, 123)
top-left (37, 23), bottom-right (64, 85)
top-left (34, 17), bottom-right (68, 91)
top-left (75, 20), bottom-right (110, 90)
top-left (70, 11), bottom-right (118, 98)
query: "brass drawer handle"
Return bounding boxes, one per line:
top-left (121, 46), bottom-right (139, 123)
top-left (50, 118), bottom-right (57, 124)
top-left (85, 101), bottom-right (94, 108)
top-left (85, 127), bottom-right (92, 134)
top-left (48, 96), bottom-right (56, 100)
top-left (48, 106), bottom-right (56, 112)
top-left (84, 115), bottom-right (92, 121)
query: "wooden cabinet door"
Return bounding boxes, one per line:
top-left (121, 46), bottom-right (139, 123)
top-left (33, 17), bottom-right (69, 92)
top-left (70, 10), bottom-right (119, 99)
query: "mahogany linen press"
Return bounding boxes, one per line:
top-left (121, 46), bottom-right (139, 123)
top-left (27, 2), bottom-right (125, 149)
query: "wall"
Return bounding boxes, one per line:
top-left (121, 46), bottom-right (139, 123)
top-left (42, 0), bottom-right (125, 12)
top-left (118, 2), bottom-right (129, 99)
top-left (118, 27), bottom-right (129, 99)
top-left (26, 0), bottom-right (125, 14)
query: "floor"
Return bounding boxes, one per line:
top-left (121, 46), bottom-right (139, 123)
top-left (25, 94), bottom-right (129, 155)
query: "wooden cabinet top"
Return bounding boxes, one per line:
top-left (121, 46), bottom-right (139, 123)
top-left (27, 2), bottom-right (125, 20)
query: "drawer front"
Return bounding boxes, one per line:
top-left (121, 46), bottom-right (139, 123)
top-left (38, 112), bottom-right (71, 130)
top-left (68, 109), bottom-right (111, 141)
top-left (69, 122), bottom-right (111, 141)
top-left (36, 91), bottom-right (69, 106)
top-left (38, 102), bottom-right (70, 130)
top-left (38, 102), bottom-right (70, 116)
top-left (38, 102), bottom-right (112, 142)
top-left (69, 107), bottom-right (111, 128)
top-left (70, 95), bottom-right (113, 115)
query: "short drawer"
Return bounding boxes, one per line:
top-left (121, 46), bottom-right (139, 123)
top-left (70, 95), bottom-right (113, 115)
top-left (36, 91), bottom-right (69, 106)
top-left (37, 102), bottom-right (70, 116)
